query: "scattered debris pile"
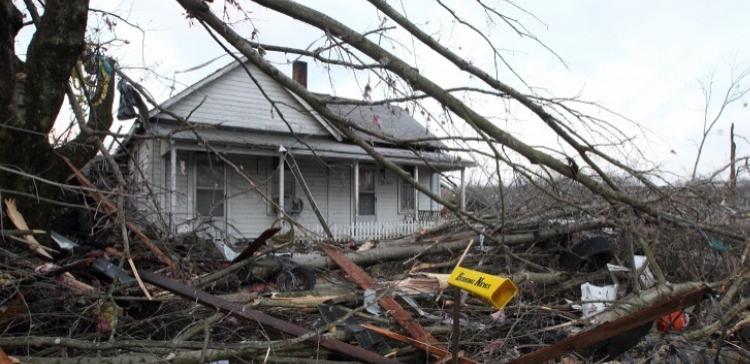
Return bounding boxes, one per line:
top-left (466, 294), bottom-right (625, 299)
top-left (1, 179), bottom-right (750, 363)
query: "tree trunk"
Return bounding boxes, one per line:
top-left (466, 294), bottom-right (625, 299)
top-left (730, 122), bottom-right (737, 195)
top-left (0, 0), bottom-right (116, 233)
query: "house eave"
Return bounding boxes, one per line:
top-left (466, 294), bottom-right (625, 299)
top-left (152, 126), bottom-right (471, 170)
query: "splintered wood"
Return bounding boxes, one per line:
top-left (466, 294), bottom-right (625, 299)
top-left (319, 243), bottom-right (457, 360)
top-left (361, 324), bottom-right (478, 364)
top-left (3, 198), bottom-right (53, 259)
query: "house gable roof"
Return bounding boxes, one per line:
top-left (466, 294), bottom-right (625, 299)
top-left (151, 60), bottom-right (447, 149)
top-left (152, 60), bottom-right (340, 139)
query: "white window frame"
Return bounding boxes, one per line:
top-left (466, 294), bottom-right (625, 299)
top-left (358, 164), bottom-right (377, 216)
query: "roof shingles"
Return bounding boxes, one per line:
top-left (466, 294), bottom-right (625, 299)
top-left (322, 97), bottom-right (443, 149)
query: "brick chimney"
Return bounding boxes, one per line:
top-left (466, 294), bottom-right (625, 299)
top-left (292, 61), bottom-right (307, 88)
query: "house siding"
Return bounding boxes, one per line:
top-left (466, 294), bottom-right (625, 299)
top-left (160, 63), bottom-right (330, 136)
top-left (355, 165), bottom-right (440, 224)
top-left (136, 145), bottom-right (444, 241)
top-left (225, 155), bottom-right (275, 238)
top-left (153, 139), bottom-right (166, 214)
top-left (128, 139), bottom-right (151, 212)
top-left (377, 165), bottom-right (440, 221)
top-left (129, 58), bottom-right (468, 243)
top-left (326, 162), bottom-right (353, 229)
top-left (127, 139), bottom-right (171, 227)
top-left (375, 167), bottom-right (399, 223)
top-left (292, 157), bottom-right (331, 229)
top-left (166, 150), bottom-right (193, 232)
top-left (418, 166), bottom-right (439, 212)
top-left (222, 155), bottom-right (345, 240)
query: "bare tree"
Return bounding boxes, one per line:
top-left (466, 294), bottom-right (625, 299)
top-left (172, 0), bottom-right (744, 241)
top-left (0, 2), bottom-right (749, 363)
top-left (691, 66), bottom-right (750, 180)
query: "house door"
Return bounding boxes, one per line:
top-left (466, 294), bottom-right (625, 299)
top-left (358, 164), bottom-right (377, 222)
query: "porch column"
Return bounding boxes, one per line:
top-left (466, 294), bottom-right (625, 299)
top-left (413, 166), bottom-right (419, 222)
top-left (169, 139), bottom-right (177, 233)
top-left (353, 161), bottom-right (359, 224)
top-left (459, 167), bottom-right (466, 211)
top-left (278, 154), bottom-right (285, 219)
top-left (429, 172), bottom-right (436, 211)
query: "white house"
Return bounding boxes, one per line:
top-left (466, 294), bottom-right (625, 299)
top-left (123, 60), bottom-right (471, 243)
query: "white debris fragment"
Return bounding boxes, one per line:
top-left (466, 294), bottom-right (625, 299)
top-left (575, 282), bottom-right (617, 317)
top-left (607, 255), bottom-right (656, 288)
top-left (364, 288), bottom-right (381, 316)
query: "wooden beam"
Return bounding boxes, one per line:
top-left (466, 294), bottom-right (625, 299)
top-left (361, 324), bottom-right (478, 364)
top-left (413, 166), bottom-right (419, 221)
top-left (169, 138), bottom-right (177, 232)
top-left (430, 172), bottom-right (436, 211)
top-left (459, 167), bottom-right (466, 211)
top-left (286, 153), bottom-right (333, 239)
top-left (319, 244), bottom-right (448, 354)
top-left (278, 153), bottom-right (285, 219)
top-left (510, 286), bottom-right (708, 364)
top-left (136, 269), bottom-right (399, 364)
top-left (353, 160), bottom-right (359, 225)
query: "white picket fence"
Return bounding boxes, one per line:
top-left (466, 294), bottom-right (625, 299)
top-left (297, 218), bottom-right (443, 243)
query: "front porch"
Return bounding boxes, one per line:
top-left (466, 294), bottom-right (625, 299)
top-left (151, 129), bottom-right (469, 243)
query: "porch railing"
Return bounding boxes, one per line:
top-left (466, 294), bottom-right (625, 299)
top-left (298, 215), bottom-right (444, 243)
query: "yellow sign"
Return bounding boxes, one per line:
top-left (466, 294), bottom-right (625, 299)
top-left (448, 266), bottom-right (518, 309)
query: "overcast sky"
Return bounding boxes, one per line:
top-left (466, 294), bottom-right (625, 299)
top-left (38, 0), bottom-right (750, 181)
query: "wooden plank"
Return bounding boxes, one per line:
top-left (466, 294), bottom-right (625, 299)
top-left (0, 347), bottom-right (13, 364)
top-left (361, 324), bottom-right (478, 364)
top-left (136, 269), bottom-right (399, 364)
top-left (319, 244), bottom-right (445, 349)
top-left (510, 286), bottom-right (708, 364)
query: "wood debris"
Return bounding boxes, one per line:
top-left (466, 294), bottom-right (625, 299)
top-left (1, 178), bottom-right (749, 363)
top-left (3, 199), bottom-right (53, 259)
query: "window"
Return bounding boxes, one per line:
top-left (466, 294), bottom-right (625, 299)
top-left (196, 159), bottom-right (225, 217)
top-left (399, 166), bottom-right (415, 213)
top-left (358, 165), bottom-right (376, 216)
